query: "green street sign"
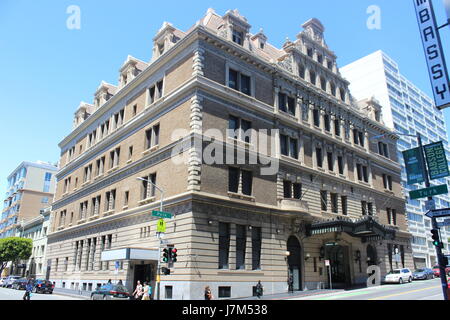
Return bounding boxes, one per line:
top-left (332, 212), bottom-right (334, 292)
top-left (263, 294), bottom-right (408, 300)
top-left (409, 184), bottom-right (449, 200)
top-left (423, 141), bottom-right (450, 180)
top-left (402, 147), bottom-right (425, 185)
top-left (152, 210), bottom-right (173, 219)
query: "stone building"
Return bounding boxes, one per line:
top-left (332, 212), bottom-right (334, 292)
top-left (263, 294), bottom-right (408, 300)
top-left (47, 9), bottom-right (413, 299)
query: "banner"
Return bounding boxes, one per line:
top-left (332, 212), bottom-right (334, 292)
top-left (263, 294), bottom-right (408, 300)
top-left (402, 147), bottom-right (425, 184)
top-left (424, 141), bottom-right (450, 180)
top-left (413, 0), bottom-right (450, 110)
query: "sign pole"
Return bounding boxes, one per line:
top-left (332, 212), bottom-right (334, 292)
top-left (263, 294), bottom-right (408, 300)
top-left (417, 133), bottom-right (449, 300)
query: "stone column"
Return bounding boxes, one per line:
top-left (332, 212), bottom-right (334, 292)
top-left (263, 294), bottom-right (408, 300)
top-left (274, 87), bottom-right (280, 114)
top-left (188, 95), bottom-right (203, 192)
top-left (330, 114), bottom-right (336, 138)
top-left (192, 48), bottom-right (205, 77)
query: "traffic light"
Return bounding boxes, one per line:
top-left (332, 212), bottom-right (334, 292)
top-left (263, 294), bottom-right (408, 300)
top-left (162, 248), bottom-right (169, 263)
top-left (431, 229), bottom-right (444, 248)
top-left (161, 267), bottom-right (171, 275)
top-left (170, 247), bottom-right (178, 263)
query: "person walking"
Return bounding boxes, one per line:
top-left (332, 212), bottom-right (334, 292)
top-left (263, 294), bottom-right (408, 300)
top-left (204, 286), bottom-right (213, 300)
top-left (23, 279), bottom-right (33, 301)
top-left (255, 280), bottom-right (263, 299)
top-left (132, 280), bottom-right (143, 300)
top-left (288, 275), bottom-right (294, 293)
top-left (142, 282), bottom-right (150, 300)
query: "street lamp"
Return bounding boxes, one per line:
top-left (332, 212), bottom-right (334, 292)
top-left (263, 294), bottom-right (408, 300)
top-left (136, 176), bottom-right (165, 301)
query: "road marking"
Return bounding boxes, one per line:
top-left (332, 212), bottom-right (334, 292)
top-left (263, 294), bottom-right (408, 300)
top-left (368, 285), bottom-right (440, 300)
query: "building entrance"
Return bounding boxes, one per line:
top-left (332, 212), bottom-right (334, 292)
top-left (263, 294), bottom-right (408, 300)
top-left (287, 236), bottom-right (302, 291)
top-left (325, 244), bottom-right (351, 289)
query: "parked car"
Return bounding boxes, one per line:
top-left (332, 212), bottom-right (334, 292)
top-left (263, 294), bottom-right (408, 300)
top-left (432, 265), bottom-right (450, 277)
top-left (90, 284), bottom-right (130, 300)
top-left (11, 278), bottom-right (28, 290)
top-left (2, 276), bottom-right (21, 288)
top-left (32, 279), bottom-right (54, 294)
top-left (384, 268), bottom-right (413, 284)
top-left (0, 278), bottom-right (6, 287)
top-left (412, 268), bottom-right (434, 280)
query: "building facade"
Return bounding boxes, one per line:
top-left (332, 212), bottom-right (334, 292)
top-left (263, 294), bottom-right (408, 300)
top-left (47, 9), bottom-right (413, 299)
top-left (1, 161), bottom-right (58, 239)
top-left (340, 50), bottom-right (450, 268)
top-left (12, 207), bottom-right (51, 279)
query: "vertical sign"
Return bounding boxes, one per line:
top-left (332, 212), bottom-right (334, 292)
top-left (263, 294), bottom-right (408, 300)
top-left (424, 141), bottom-right (450, 180)
top-left (413, 0), bottom-right (450, 110)
top-left (402, 147), bottom-right (425, 184)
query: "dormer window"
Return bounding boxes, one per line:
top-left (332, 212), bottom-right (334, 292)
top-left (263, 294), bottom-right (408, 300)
top-left (232, 29), bottom-right (244, 45)
top-left (158, 43), bottom-right (165, 55)
top-left (260, 42), bottom-right (265, 49)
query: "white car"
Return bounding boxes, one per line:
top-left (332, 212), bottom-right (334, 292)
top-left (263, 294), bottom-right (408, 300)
top-left (0, 278), bottom-right (6, 287)
top-left (384, 268), bottom-right (413, 284)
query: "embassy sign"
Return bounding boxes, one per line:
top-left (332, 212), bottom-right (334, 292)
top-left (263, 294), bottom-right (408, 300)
top-left (402, 147), bottom-right (425, 184)
top-left (413, 0), bottom-right (450, 110)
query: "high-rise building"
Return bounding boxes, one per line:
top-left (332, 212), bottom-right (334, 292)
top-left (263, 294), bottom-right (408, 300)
top-left (47, 9), bottom-right (412, 299)
top-left (341, 50), bottom-right (450, 268)
top-left (1, 161), bottom-right (58, 238)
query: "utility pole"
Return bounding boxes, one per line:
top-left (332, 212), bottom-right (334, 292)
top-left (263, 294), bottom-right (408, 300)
top-left (416, 133), bottom-right (449, 300)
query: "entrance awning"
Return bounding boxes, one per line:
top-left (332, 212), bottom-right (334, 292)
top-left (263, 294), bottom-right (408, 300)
top-left (101, 247), bottom-right (160, 261)
top-left (306, 216), bottom-right (396, 242)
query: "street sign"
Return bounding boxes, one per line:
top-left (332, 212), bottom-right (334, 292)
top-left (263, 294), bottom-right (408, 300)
top-left (426, 208), bottom-right (450, 219)
top-left (437, 219), bottom-right (450, 228)
top-left (425, 199), bottom-right (436, 211)
top-left (157, 219), bottom-right (166, 233)
top-left (423, 142), bottom-right (450, 180)
top-left (413, 0), bottom-right (450, 110)
top-left (152, 210), bottom-right (173, 219)
top-left (402, 147), bottom-right (425, 184)
top-left (409, 184), bottom-right (448, 200)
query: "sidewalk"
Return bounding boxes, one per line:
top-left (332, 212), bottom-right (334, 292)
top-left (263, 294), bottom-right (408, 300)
top-left (234, 288), bottom-right (344, 300)
top-left (53, 288), bottom-right (90, 300)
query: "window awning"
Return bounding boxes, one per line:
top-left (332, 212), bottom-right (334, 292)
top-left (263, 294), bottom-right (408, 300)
top-left (101, 247), bottom-right (160, 261)
top-left (306, 216), bottom-right (396, 242)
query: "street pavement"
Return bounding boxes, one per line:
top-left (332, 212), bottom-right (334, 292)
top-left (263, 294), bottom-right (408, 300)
top-left (289, 278), bottom-right (446, 300)
top-left (0, 287), bottom-right (83, 300)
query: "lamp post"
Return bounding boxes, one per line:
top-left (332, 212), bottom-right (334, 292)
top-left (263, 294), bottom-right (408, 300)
top-left (372, 132), bottom-right (449, 300)
top-left (136, 177), bottom-right (165, 301)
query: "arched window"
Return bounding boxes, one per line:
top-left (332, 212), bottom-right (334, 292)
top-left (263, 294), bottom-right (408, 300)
top-left (340, 88), bottom-right (346, 101)
top-left (330, 83), bottom-right (336, 96)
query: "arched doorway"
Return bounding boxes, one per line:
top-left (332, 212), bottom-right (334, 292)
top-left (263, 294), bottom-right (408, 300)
top-left (287, 236), bottom-right (302, 291)
top-left (367, 244), bottom-right (377, 266)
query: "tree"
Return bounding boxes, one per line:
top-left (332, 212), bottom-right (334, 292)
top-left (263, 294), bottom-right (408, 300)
top-left (0, 237), bottom-right (32, 276)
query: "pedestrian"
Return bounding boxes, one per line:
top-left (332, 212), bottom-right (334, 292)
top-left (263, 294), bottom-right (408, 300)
top-left (132, 280), bottom-right (143, 300)
top-left (255, 280), bottom-right (263, 299)
top-left (288, 275), bottom-right (294, 293)
top-left (204, 286), bottom-right (213, 300)
top-left (107, 279), bottom-right (112, 284)
top-left (142, 282), bottom-right (150, 300)
top-left (118, 279), bottom-right (123, 285)
top-left (23, 279), bottom-right (33, 301)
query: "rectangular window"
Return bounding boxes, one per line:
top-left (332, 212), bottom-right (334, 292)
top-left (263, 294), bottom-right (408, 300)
top-left (368, 202), bottom-right (374, 216)
top-left (252, 227), bottom-right (261, 270)
top-left (337, 156), bottom-right (344, 175)
top-left (240, 119), bottom-right (252, 143)
top-left (387, 208), bottom-right (392, 225)
top-left (241, 170), bottom-right (253, 196)
top-left (362, 201), bottom-right (367, 215)
top-left (236, 225), bottom-right (246, 270)
top-left (283, 181), bottom-right (292, 198)
top-left (228, 69), bottom-right (239, 90)
top-left (313, 109), bottom-right (320, 127)
top-left (324, 114), bottom-right (331, 132)
top-left (287, 97), bottom-right (296, 115)
top-left (228, 69), bottom-right (252, 96)
top-left (240, 74), bottom-right (251, 96)
top-left (165, 286), bottom-right (173, 299)
top-left (228, 167), bottom-right (239, 193)
top-left (392, 209), bottom-right (397, 226)
top-left (279, 93), bottom-right (287, 113)
top-left (218, 286), bottom-right (231, 298)
top-left (228, 115), bottom-right (239, 139)
top-left (293, 183), bottom-right (302, 199)
top-left (289, 138), bottom-right (298, 159)
top-left (327, 152), bottom-right (333, 171)
top-left (316, 148), bottom-right (323, 168)
top-left (320, 190), bottom-right (328, 211)
top-left (232, 30), bottom-right (243, 45)
top-left (341, 196), bottom-right (348, 215)
top-left (219, 222), bottom-right (230, 269)
top-left (334, 118), bottom-right (340, 136)
top-left (280, 134), bottom-right (289, 156)
top-left (331, 193), bottom-right (338, 213)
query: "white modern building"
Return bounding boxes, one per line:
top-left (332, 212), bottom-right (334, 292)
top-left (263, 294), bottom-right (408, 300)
top-left (340, 50), bottom-right (450, 268)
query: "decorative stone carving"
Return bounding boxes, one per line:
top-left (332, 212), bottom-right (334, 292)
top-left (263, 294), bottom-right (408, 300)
top-left (192, 48), bottom-right (205, 77)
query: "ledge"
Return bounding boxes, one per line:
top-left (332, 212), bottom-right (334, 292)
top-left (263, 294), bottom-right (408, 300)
top-left (138, 197), bottom-right (156, 206)
top-left (103, 210), bottom-right (115, 217)
top-left (227, 192), bottom-right (255, 202)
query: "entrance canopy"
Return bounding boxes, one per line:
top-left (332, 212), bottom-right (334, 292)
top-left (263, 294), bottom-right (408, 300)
top-left (306, 216), bottom-right (396, 242)
top-left (101, 247), bottom-right (160, 261)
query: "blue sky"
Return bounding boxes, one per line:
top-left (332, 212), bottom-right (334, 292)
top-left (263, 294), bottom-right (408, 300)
top-left (0, 0), bottom-right (449, 195)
